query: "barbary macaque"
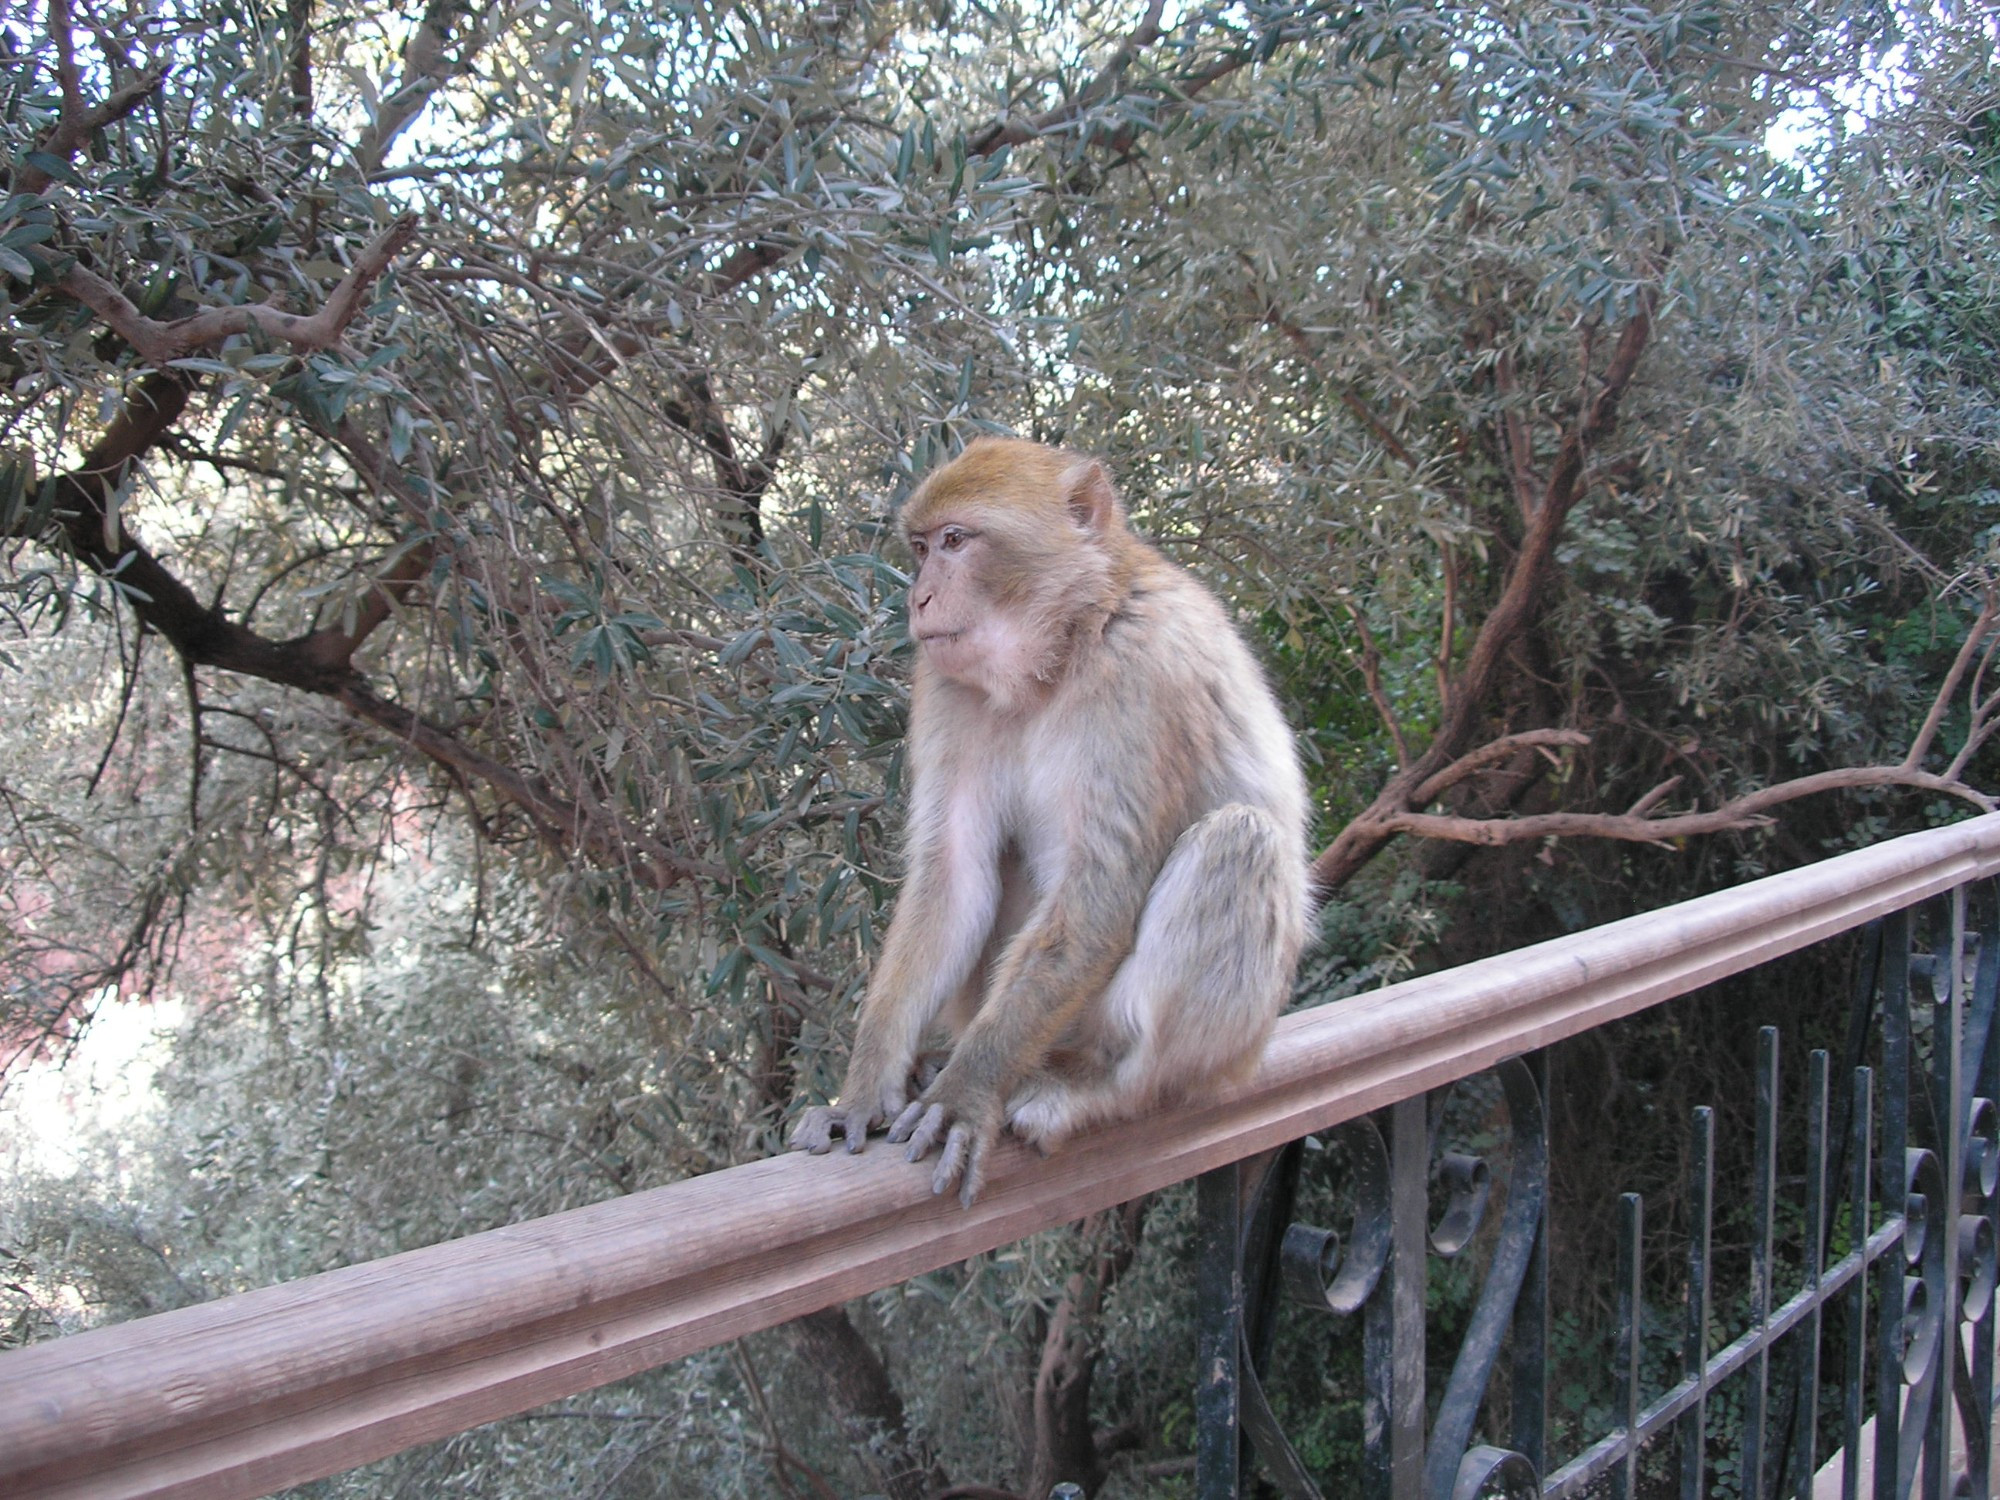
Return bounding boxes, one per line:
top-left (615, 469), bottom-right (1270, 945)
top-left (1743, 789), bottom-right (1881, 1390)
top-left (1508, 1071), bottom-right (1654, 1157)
top-left (791, 438), bottom-right (1309, 1204)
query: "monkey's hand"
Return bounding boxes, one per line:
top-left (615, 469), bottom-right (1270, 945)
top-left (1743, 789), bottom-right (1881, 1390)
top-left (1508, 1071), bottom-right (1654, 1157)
top-left (789, 1099), bottom-right (883, 1155)
top-left (790, 1066), bottom-right (912, 1154)
top-left (887, 1075), bottom-right (1000, 1206)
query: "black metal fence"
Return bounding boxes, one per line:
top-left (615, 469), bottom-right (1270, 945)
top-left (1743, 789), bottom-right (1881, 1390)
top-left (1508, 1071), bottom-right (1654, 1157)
top-left (1196, 889), bottom-right (2000, 1500)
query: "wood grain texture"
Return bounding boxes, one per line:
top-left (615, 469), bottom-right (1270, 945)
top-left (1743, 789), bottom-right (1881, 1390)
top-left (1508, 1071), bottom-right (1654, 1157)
top-left (7, 814), bottom-right (2000, 1499)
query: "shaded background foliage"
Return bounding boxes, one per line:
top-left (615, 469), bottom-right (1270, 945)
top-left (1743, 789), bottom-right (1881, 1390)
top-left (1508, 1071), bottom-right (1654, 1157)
top-left (3, 0), bottom-right (2000, 1495)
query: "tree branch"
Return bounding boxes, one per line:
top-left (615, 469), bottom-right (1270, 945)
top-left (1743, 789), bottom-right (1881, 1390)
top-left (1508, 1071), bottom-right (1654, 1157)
top-left (335, 680), bottom-right (718, 886)
top-left (658, 368), bottom-right (796, 564)
top-left (1340, 597), bottom-right (1411, 769)
top-left (1022, 1198), bottom-right (1149, 1499)
top-left (16, 0), bottom-right (168, 196)
top-left (1429, 302), bottom-right (1652, 762)
top-left (732, 1345), bottom-right (841, 1500)
top-left (17, 373), bottom-right (713, 892)
top-left (1906, 590), bottom-right (2000, 773)
top-left (966, 7), bottom-right (1323, 161)
top-left (285, 0), bottom-right (315, 118)
top-left (781, 1307), bottom-right (948, 1500)
top-left (352, 3), bottom-right (484, 178)
top-left (1494, 351), bottom-right (1539, 521)
top-left (1312, 296), bottom-right (1658, 898)
top-left (59, 215), bottom-right (421, 366)
top-left (1383, 764), bottom-right (1994, 848)
top-left (1624, 775), bottom-right (1683, 818)
top-left (293, 539), bottom-right (435, 672)
top-left (1436, 543), bottom-right (1458, 708)
top-left (1412, 729), bottom-right (1590, 806)
top-left (1329, 582), bottom-right (1998, 877)
top-left (1241, 263), bottom-right (1416, 467)
top-left (968, 0), bottom-right (1166, 156)
top-left (50, 207), bottom-right (432, 674)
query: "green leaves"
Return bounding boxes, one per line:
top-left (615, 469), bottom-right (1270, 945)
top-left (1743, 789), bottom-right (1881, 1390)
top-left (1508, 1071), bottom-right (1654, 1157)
top-left (20, 150), bottom-right (82, 185)
top-left (0, 192), bottom-right (60, 283)
top-left (538, 575), bottom-right (660, 678)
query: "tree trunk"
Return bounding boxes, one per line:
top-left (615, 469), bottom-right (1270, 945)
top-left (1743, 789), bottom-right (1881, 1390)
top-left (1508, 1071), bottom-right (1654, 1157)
top-left (782, 1305), bottom-right (949, 1500)
top-left (1021, 1199), bottom-right (1149, 1497)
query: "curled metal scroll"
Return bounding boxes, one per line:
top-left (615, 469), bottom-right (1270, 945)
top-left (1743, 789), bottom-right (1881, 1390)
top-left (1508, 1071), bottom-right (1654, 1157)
top-left (1451, 1443), bottom-right (1541, 1500)
top-left (1430, 1151), bottom-right (1493, 1259)
top-left (1235, 1141), bottom-right (1333, 1500)
top-left (1904, 1146), bottom-right (1942, 1267)
top-left (1235, 1058), bottom-right (1547, 1500)
top-left (1425, 1058), bottom-right (1548, 1500)
top-left (1912, 950), bottom-right (1942, 1007)
top-left (1961, 1097), bottom-right (1999, 1323)
top-left (1281, 1116), bottom-right (1392, 1316)
top-left (1901, 1146), bottom-right (1948, 1384)
top-left (1900, 1275), bottom-right (1939, 1384)
top-left (1965, 1095), bottom-right (1998, 1198)
top-left (1958, 1213), bottom-right (1997, 1322)
top-left (1238, 1335), bottom-right (1328, 1500)
top-left (1242, 1118), bottom-right (1396, 1500)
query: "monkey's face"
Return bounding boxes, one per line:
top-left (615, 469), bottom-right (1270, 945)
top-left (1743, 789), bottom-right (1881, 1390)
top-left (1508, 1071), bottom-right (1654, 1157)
top-left (899, 439), bottom-right (1123, 702)
top-left (906, 516), bottom-right (1018, 687)
top-left (907, 505), bottom-right (1102, 702)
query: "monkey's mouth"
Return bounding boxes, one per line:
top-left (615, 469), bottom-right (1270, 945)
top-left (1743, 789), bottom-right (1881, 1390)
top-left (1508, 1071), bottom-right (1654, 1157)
top-left (915, 630), bottom-right (965, 646)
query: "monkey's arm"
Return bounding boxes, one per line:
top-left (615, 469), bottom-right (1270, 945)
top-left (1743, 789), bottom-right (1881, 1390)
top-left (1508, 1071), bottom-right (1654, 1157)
top-left (790, 807), bottom-right (1001, 1155)
top-left (889, 854), bottom-right (1150, 1203)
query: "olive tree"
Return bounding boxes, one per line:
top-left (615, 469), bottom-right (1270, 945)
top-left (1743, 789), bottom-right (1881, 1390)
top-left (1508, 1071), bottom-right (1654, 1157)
top-left (5, 0), bottom-right (1999, 1493)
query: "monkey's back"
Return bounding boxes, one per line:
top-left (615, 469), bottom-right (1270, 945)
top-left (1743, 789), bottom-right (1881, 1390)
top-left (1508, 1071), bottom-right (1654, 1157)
top-left (1061, 544), bottom-right (1309, 869)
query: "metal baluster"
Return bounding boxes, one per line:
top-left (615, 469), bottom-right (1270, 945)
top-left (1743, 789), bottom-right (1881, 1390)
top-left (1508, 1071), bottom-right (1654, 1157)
top-left (1425, 1061), bottom-right (1547, 1500)
top-left (1792, 1048), bottom-right (1830, 1500)
top-left (1514, 1051), bottom-right (1552, 1481)
top-left (1843, 1067), bottom-right (1874, 1500)
top-left (1828, 924), bottom-right (1887, 1249)
top-left (1197, 1161), bottom-right (1245, 1500)
top-left (1239, 1142), bottom-right (1331, 1500)
top-left (1615, 1192), bottom-right (1643, 1500)
top-left (1370, 1097), bottom-right (1428, 1500)
top-left (1923, 894), bottom-right (1964, 1500)
top-left (1969, 885), bottom-right (2000, 1500)
top-left (1876, 908), bottom-right (1912, 1500)
top-left (1745, 1028), bottom-right (1779, 1500)
top-left (1682, 1105), bottom-right (1716, 1500)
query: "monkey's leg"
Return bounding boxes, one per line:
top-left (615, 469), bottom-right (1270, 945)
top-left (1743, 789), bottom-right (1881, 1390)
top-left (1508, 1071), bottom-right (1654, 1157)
top-left (1005, 803), bottom-right (1303, 1152)
top-left (794, 810), bottom-right (1020, 1159)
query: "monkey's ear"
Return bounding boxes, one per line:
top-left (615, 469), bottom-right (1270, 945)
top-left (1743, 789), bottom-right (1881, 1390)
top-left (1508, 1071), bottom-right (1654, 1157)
top-left (1064, 460), bottom-right (1123, 534)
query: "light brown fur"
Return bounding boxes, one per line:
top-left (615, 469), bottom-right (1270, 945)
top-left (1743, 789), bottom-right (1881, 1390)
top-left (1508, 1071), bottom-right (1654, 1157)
top-left (790, 438), bottom-right (1309, 1203)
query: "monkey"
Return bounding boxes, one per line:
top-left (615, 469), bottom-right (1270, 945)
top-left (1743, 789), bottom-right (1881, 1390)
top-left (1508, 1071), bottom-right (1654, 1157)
top-left (789, 437), bottom-right (1309, 1205)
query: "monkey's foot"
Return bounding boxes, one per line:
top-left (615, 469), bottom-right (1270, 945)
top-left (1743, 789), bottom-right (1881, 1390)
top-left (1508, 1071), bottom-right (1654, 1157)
top-left (788, 1102), bottom-right (876, 1155)
top-left (1003, 1084), bottom-right (1073, 1155)
top-left (888, 1098), bottom-right (990, 1205)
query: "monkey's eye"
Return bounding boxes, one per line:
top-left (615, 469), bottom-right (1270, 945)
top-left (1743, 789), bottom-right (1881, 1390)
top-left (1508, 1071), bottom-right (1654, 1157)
top-left (940, 528), bottom-right (968, 552)
top-left (909, 536), bottom-right (928, 561)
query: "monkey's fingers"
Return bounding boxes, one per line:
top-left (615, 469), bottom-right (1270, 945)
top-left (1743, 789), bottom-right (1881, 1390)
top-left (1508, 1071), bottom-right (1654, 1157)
top-left (842, 1107), bottom-right (872, 1153)
top-left (885, 1098), bottom-right (930, 1147)
top-left (896, 1102), bottom-right (949, 1161)
top-left (930, 1123), bottom-right (986, 1204)
top-left (789, 1105), bottom-right (838, 1154)
top-left (790, 1104), bottom-right (873, 1155)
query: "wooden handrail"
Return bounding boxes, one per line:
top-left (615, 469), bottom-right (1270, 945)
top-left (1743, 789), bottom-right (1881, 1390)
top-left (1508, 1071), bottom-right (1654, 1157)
top-left (8, 814), bottom-right (2000, 1500)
